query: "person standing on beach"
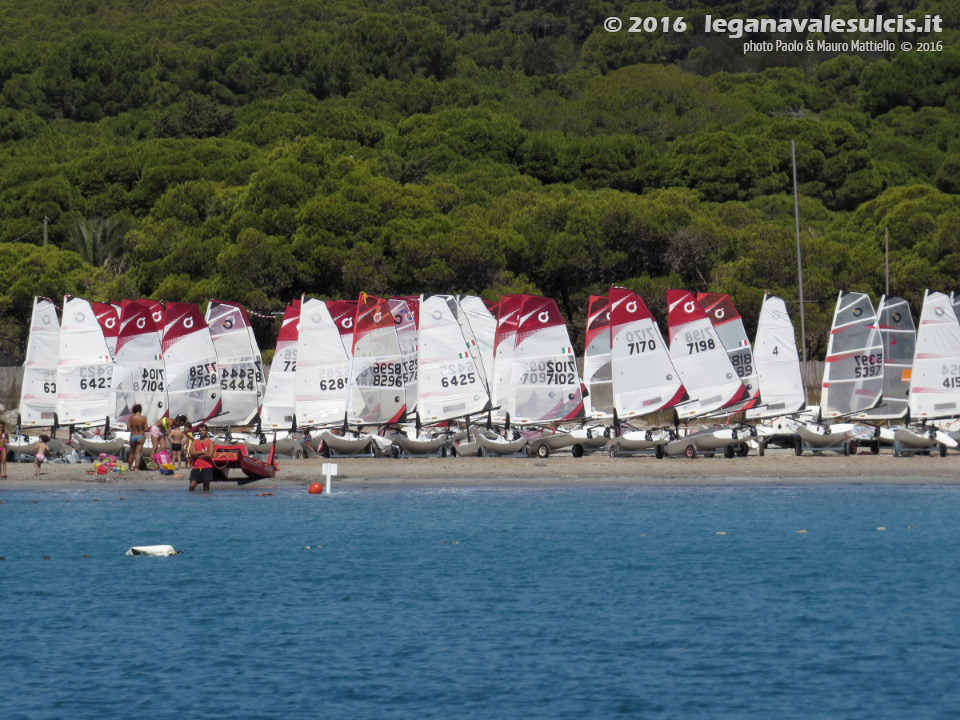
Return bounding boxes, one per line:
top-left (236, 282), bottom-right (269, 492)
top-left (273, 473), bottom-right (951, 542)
top-left (128, 405), bottom-right (148, 472)
top-left (150, 417), bottom-right (168, 455)
top-left (34, 435), bottom-right (50, 476)
top-left (188, 423), bottom-right (214, 492)
top-left (0, 422), bottom-right (8, 479)
top-left (174, 415), bottom-right (194, 468)
top-left (168, 423), bottom-right (186, 469)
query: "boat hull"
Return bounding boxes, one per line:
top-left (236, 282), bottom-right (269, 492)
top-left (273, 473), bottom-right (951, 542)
top-left (473, 428), bottom-right (528, 457)
top-left (73, 433), bottom-right (128, 457)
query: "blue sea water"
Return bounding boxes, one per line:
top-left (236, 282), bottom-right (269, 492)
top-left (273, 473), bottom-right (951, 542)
top-left (2, 483), bottom-right (960, 719)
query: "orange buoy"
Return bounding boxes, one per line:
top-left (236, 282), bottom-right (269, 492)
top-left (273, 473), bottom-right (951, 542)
top-left (308, 483), bottom-right (324, 494)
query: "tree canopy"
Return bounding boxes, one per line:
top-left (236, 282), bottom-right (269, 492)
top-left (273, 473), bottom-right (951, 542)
top-left (0, 0), bottom-right (956, 360)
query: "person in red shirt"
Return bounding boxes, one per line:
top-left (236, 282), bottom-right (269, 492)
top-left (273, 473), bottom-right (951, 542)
top-left (188, 423), bottom-right (214, 492)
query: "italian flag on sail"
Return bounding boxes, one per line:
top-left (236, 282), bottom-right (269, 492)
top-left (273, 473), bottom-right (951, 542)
top-left (561, 346), bottom-right (573, 354)
top-left (458, 351), bottom-right (469, 359)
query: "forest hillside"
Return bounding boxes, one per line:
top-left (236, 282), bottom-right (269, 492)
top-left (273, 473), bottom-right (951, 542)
top-left (0, 0), bottom-right (956, 358)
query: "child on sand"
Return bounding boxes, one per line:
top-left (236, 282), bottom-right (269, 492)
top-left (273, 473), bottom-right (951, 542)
top-left (168, 423), bottom-right (186, 469)
top-left (34, 435), bottom-right (50, 476)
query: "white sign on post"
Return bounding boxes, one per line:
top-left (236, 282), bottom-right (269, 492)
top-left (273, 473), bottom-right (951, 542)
top-left (321, 463), bottom-right (338, 494)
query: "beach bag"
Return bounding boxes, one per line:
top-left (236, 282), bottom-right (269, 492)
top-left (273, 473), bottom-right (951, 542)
top-left (153, 451), bottom-right (171, 467)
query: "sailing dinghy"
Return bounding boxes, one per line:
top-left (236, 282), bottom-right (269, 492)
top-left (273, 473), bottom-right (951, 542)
top-left (895, 291), bottom-right (960, 456)
top-left (295, 296), bottom-right (354, 429)
top-left (260, 300), bottom-right (300, 431)
top-left (394, 294), bottom-right (489, 457)
top-left (743, 295), bottom-right (806, 454)
top-left (605, 288), bottom-right (686, 457)
top-left (19, 296), bottom-right (60, 429)
top-left (860, 296), bottom-right (915, 448)
top-left (481, 294), bottom-right (584, 458)
top-left (663, 289), bottom-right (751, 458)
top-left (795, 291), bottom-right (881, 455)
top-left (319, 294), bottom-right (405, 457)
top-left (697, 293), bottom-right (759, 412)
top-left (111, 299), bottom-right (166, 426)
top-left (54, 296), bottom-right (124, 454)
top-left (255, 300), bottom-right (308, 455)
top-left (206, 300), bottom-right (264, 427)
top-left (162, 302), bottom-right (222, 424)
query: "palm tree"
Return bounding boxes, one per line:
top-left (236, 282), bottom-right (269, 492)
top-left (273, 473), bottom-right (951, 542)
top-left (69, 216), bottom-right (130, 270)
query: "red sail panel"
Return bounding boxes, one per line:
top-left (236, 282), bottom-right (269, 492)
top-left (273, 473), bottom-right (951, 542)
top-left (585, 294), bottom-right (611, 349)
top-left (696, 292), bottom-right (741, 325)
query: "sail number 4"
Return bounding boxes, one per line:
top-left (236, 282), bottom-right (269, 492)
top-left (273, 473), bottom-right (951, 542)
top-left (852, 354), bottom-right (882, 378)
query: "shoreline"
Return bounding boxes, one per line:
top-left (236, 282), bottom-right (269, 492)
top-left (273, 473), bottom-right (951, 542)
top-left (2, 450), bottom-right (960, 489)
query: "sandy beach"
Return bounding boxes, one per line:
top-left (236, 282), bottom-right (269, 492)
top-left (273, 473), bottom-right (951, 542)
top-left (2, 448), bottom-right (960, 489)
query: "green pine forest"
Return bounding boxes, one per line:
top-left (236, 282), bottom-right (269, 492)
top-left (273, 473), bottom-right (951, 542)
top-left (1, 0), bottom-right (958, 361)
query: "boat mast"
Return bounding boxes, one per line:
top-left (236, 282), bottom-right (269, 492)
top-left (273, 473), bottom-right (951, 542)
top-left (792, 140), bottom-right (807, 370)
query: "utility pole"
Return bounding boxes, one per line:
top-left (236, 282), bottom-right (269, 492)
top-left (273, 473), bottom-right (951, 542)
top-left (791, 141), bottom-right (807, 367)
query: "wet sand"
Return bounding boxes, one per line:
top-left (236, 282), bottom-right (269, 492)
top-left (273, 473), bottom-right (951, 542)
top-left (2, 448), bottom-right (960, 489)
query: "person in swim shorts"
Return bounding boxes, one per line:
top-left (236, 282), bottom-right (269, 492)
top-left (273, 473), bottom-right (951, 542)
top-left (128, 404), bottom-right (148, 472)
top-left (188, 423), bottom-right (214, 492)
top-left (168, 423), bottom-right (186, 469)
top-left (34, 435), bottom-right (50, 476)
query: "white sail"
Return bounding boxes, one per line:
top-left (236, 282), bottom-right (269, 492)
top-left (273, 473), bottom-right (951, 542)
top-left (909, 291), bottom-right (960, 420)
top-left (56, 297), bottom-right (113, 425)
top-left (457, 295), bottom-right (497, 385)
top-left (610, 288), bottom-right (686, 418)
top-left (111, 300), bottom-right (166, 426)
top-left (295, 297), bottom-right (352, 427)
top-left (820, 291), bottom-right (883, 417)
top-left (863, 295), bottom-right (914, 420)
top-left (163, 302), bottom-right (221, 423)
top-left (20, 297), bottom-right (60, 427)
top-left (697, 292), bottom-right (759, 412)
top-left (746, 295), bottom-right (805, 419)
top-left (508, 294), bottom-right (584, 424)
top-left (261, 300), bottom-right (300, 429)
top-left (347, 294), bottom-right (407, 426)
top-left (490, 295), bottom-right (521, 423)
top-left (205, 300), bottom-right (264, 426)
top-left (417, 294), bottom-right (491, 423)
top-left (389, 298), bottom-right (419, 416)
top-left (667, 289), bottom-right (746, 419)
top-left (583, 294), bottom-right (613, 418)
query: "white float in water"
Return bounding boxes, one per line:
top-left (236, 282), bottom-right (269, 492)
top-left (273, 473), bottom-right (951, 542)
top-left (125, 545), bottom-right (180, 556)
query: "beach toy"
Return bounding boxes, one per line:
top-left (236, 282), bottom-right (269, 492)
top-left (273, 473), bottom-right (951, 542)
top-left (308, 483), bottom-right (324, 494)
top-left (97, 465), bottom-right (108, 475)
